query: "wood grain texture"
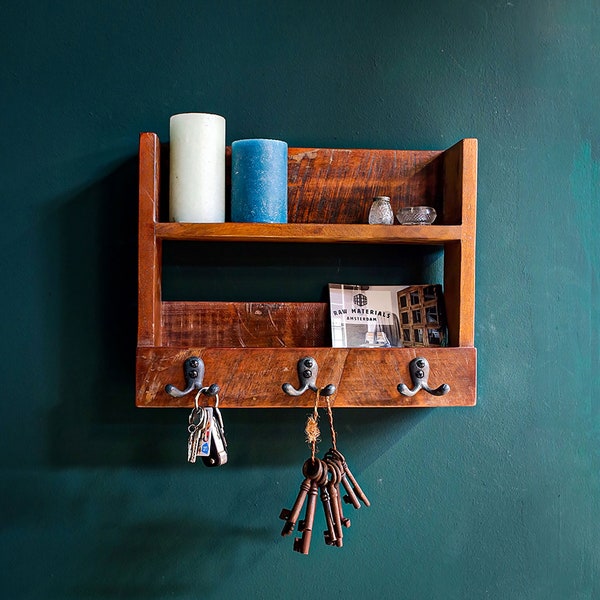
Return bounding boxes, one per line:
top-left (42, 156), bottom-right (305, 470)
top-left (155, 222), bottom-right (463, 244)
top-left (136, 134), bottom-right (478, 408)
top-left (287, 148), bottom-right (444, 223)
top-left (161, 301), bottom-right (329, 347)
top-left (442, 138), bottom-right (477, 346)
top-left (138, 132), bottom-right (162, 346)
top-left (136, 346), bottom-right (476, 408)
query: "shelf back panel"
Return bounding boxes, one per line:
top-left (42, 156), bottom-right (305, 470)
top-left (161, 300), bottom-right (456, 350)
top-left (153, 139), bottom-right (469, 226)
top-left (286, 148), bottom-right (444, 224)
top-left (162, 301), bottom-right (329, 347)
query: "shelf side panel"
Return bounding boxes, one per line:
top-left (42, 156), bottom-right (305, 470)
top-left (442, 139), bottom-right (477, 346)
top-left (138, 132), bottom-right (162, 347)
top-left (162, 301), bottom-right (329, 347)
top-left (136, 346), bottom-right (476, 408)
top-left (287, 148), bottom-right (444, 224)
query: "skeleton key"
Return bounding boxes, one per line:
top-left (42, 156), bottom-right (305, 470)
top-left (293, 479), bottom-right (319, 555)
top-left (291, 458), bottom-right (324, 552)
top-left (324, 448), bottom-right (359, 508)
top-left (187, 407), bottom-right (206, 463)
top-left (332, 461), bottom-right (352, 529)
top-left (326, 457), bottom-right (348, 544)
top-left (340, 475), bottom-right (362, 508)
top-left (318, 466), bottom-right (339, 547)
top-left (281, 455), bottom-right (333, 536)
top-left (280, 475), bottom-right (311, 536)
top-left (326, 448), bottom-right (370, 508)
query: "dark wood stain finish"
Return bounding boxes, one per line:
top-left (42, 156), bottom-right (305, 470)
top-left (136, 133), bottom-right (477, 408)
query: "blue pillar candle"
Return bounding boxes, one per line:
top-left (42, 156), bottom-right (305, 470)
top-left (231, 139), bottom-right (288, 223)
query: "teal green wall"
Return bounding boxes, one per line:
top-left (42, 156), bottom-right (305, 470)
top-left (1, 1), bottom-right (598, 598)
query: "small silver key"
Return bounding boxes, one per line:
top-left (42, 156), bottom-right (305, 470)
top-left (187, 407), bottom-right (207, 463)
top-left (187, 427), bottom-right (202, 463)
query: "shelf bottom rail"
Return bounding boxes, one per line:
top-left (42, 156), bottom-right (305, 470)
top-left (136, 346), bottom-right (476, 408)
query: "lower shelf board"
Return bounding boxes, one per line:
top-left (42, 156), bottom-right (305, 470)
top-left (136, 346), bottom-right (476, 408)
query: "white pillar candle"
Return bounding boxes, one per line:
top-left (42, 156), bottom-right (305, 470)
top-left (169, 113), bottom-right (226, 222)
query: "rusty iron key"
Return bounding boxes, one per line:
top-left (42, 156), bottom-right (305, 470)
top-left (340, 474), bottom-right (362, 509)
top-left (327, 458), bottom-right (351, 528)
top-left (283, 453), bottom-right (364, 553)
top-left (326, 457), bottom-right (348, 544)
top-left (280, 476), bottom-right (311, 536)
top-left (293, 479), bottom-right (319, 555)
top-left (326, 448), bottom-right (370, 508)
top-left (280, 457), bottom-right (325, 536)
top-left (315, 461), bottom-right (339, 547)
top-left (324, 448), bottom-right (360, 508)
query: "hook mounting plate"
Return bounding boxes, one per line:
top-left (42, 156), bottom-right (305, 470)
top-left (397, 356), bottom-right (450, 397)
top-left (165, 356), bottom-right (220, 398)
top-left (282, 356), bottom-right (336, 397)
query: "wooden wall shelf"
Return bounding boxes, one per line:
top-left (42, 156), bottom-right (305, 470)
top-left (136, 133), bottom-right (477, 408)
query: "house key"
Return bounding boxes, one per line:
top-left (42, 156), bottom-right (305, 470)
top-left (187, 407), bottom-right (212, 463)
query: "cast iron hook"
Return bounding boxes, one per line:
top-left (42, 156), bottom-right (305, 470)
top-left (165, 356), bottom-right (220, 398)
top-left (282, 356), bottom-right (336, 397)
top-left (397, 357), bottom-right (450, 397)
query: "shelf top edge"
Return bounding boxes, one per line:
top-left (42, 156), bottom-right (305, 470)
top-left (139, 132), bottom-right (477, 154)
top-left (137, 345), bottom-right (477, 352)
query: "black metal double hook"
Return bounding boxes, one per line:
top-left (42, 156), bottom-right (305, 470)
top-left (397, 357), bottom-right (450, 397)
top-left (166, 355), bottom-right (447, 402)
top-left (282, 356), bottom-right (336, 397)
top-left (165, 356), bottom-right (220, 398)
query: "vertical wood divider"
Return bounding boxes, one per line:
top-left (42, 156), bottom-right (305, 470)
top-left (137, 132), bottom-right (162, 347)
top-left (443, 138), bottom-right (477, 347)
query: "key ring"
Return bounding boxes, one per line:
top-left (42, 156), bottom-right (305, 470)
top-left (188, 388), bottom-right (214, 433)
top-left (194, 387), bottom-right (209, 410)
top-left (212, 392), bottom-right (223, 420)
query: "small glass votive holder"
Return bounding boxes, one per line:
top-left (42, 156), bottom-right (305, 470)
top-left (396, 206), bottom-right (437, 225)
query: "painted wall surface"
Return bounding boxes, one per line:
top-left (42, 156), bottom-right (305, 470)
top-left (1, 1), bottom-right (598, 599)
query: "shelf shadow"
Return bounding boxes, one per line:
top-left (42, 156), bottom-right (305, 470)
top-left (45, 155), bottom-right (434, 469)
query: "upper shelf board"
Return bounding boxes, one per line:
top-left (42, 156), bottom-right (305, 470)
top-left (155, 222), bottom-right (464, 244)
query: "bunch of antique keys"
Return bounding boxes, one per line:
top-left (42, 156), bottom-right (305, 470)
top-left (187, 391), bottom-right (228, 467)
top-left (279, 448), bottom-right (370, 553)
top-left (279, 393), bottom-right (370, 554)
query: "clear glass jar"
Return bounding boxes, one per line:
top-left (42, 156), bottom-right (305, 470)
top-left (368, 196), bottom-right (394, 225)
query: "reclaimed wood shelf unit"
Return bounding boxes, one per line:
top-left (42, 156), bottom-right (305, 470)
top-left (136, 133), bottom-right (477, 408)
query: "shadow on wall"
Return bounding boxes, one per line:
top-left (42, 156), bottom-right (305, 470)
top-left (46, 156), bottom-right (433, 470)
top-left (67, 517), bottom-right (272, 599)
